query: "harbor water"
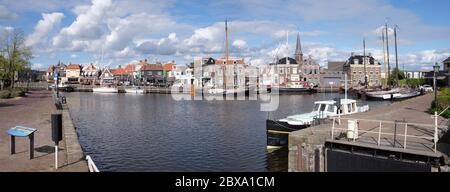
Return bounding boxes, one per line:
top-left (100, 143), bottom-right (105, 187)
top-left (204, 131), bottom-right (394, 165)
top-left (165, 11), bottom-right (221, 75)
top-left (66, 92), bottom-right (390, 171)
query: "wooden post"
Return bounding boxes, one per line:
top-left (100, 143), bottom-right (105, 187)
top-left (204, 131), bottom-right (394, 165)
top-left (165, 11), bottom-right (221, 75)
top-left (10, 135), bottom-right (15, 154)
top-left (29, 133), bottom-right (34, 159)
top-left (331, 117), bottom-right (335, 139)
top-left (434, 112), bottom-right (438, 153)
top-left (378, 121), bottom-right (382, 146)
top-left (404, 123), bottom-right (408, 149)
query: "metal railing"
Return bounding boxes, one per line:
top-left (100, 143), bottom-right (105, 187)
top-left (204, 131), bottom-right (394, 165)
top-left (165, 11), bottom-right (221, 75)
top-left (86, 155), bottom-right (100, 172)
top-left (331, 115), bottom-right (444, 153)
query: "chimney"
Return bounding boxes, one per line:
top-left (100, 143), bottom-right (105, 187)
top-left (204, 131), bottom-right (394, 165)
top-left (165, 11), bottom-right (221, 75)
top-left (144, 59), bottom-right (148, 63)
top-left (368, 52), bottom-right (372, 57)
top-left (351, 52), bottom-right (355, 57)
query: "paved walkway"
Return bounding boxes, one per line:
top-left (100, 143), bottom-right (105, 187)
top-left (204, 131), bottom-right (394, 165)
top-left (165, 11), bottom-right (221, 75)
top-left (333, 93), bottom-right (449, 153)
top-left (0, 90), bottom-right (87, 172)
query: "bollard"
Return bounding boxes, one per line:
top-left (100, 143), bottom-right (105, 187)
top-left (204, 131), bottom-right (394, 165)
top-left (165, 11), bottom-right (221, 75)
top-left (51, 113), bottom-right (63, 169)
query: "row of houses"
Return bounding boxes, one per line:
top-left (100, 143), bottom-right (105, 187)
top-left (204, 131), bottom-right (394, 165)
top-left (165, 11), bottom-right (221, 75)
top-left (46, 60), bottom-right (179, 86)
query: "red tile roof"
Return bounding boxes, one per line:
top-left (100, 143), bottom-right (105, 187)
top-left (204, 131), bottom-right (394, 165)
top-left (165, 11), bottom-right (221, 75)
top-left (124, 64), bottom-right (135, 74)
top-left (163, 63), bottom-right (175, 71)
top-left (111, 67), bottom-right (127, 76)
top-left (47, 66), bottom-right (55, 73)
top-left (66, 64), bottom-right (82, 70)
top-left (142, 64), bottom-right (164, 71)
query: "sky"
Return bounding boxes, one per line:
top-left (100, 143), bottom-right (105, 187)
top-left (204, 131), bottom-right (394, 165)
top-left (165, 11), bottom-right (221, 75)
top-left (0, 0), bottom-right (449, 71)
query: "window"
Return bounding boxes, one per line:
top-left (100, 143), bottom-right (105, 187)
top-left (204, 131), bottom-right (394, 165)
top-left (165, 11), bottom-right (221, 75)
top-left (327, 105), bottom-right (335, 113)
top-left (314, 104), bottom-right (320, 112)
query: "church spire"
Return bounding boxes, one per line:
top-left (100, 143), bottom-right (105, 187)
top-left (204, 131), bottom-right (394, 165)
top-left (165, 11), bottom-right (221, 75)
top-left (295, 32), bottom-right (302, 55)
top-left (294, 32), bottom-right (303, 64)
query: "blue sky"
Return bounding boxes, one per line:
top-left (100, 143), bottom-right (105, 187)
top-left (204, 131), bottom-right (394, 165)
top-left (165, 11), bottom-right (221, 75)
top-left (0, 0), bottom-right (449, 71)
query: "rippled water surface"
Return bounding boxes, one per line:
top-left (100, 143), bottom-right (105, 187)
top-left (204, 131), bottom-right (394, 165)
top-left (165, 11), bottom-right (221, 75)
top-left (66, 92), bottom-right (389, 171)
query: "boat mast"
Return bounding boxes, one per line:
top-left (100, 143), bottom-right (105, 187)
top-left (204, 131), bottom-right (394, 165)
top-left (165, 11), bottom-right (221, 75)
top-left (223, 18), bottom-right (228, 91)
top-left (385, 19), bottom-right (391, 89)
top-left (382, 30), bottom-right (387, 87)
top-left (363, 38), bottom-right (367, 87)
top-left (285, 30), bottom-right (289, 86)
top-left (394, 25), bottom-right (399, 86)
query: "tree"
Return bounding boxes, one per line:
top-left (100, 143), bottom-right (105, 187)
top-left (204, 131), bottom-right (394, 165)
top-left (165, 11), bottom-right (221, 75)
top-left (392, 67), bottom-right (405, 80)
top-left (0, 29), bottom-right (33, 88)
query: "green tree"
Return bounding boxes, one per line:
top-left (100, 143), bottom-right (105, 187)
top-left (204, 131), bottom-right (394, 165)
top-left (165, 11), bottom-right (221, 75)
top-left (392, 67), bottom-right (405, 80)
top-left (0, 29), bottom-right (33, 88)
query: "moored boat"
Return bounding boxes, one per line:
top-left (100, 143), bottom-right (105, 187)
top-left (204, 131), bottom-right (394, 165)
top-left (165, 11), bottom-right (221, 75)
top-left (125, 87), bottom-right (145, 94)
top-left (365, 88), bottom-right (422, 101)
top-left (92, 86), bottom-right (118, 93)
top-left (266, 99), bottom-right (370, 148)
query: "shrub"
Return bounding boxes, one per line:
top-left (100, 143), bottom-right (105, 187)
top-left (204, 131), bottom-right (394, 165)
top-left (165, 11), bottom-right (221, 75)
top-left (432, 88), bottom-right (450, 119)
top-left (0, 90), bottom-right (11, 99)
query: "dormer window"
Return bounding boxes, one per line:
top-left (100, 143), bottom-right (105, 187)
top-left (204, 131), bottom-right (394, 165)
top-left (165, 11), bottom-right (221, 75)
top-left (223, 61), bottom-right (226, 64)
top-left (233, 61), bottom-right (237, 64)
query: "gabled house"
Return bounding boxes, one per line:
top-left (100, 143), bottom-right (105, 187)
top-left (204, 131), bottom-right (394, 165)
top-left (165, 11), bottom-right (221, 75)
top-left (81, 64), bottom-right (99, 85)
top-left (140, 64), bottom-right (164, 85)
top-left (46, 62), bottom-right (66, 83)
top-left (163, 62), bottom-right (176, 85)
top-left (111, 66), bottom-right (127, 85)
top-left (65, 64), bottom-right (82, 84)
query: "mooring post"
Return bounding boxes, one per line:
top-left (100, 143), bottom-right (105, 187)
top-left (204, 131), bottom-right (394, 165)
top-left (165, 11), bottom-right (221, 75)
top-left (378, 121), bottom-right (382, 146)
top-left (434, 112), bottom-right (438, 153)
top-left (331, 117), bottom-right (335, 139)
top-left (404, 123), bottom-right (408, 149)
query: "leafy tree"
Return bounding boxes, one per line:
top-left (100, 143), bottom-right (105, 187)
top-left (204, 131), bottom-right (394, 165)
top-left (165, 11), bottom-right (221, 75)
top-left (0, 29), bottom-right (33, 88)
top-left (392, 67), bottom-right (405, 81)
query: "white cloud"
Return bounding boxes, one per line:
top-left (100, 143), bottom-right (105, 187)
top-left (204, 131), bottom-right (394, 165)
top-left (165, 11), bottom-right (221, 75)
top-left (26, 12), bottom-right (64, 47)
top-left (70, 54), bottom-right (79, 59)
top-left (52, 0), bottom-right (113, 49)
top-left (31, 63), bottom-right (44, 70)
top-left (232, 39), bottom-right (247, 49)
top-left (0, 5), bottom-right (18, 20)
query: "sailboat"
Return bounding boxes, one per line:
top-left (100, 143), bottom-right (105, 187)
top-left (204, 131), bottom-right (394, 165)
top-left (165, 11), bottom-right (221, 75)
top-left (364, 22), bottom-right (421, 100)
top-left (92, 48), bottom-right (118, 93)
top-left (92, 68), bottom-right (118, 93)
top-left (207, 19), bottom-right (248, 96)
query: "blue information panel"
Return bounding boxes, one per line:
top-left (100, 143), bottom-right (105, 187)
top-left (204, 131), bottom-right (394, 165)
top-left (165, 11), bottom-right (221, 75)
top-left (6, 126), bottom-right (37, 137)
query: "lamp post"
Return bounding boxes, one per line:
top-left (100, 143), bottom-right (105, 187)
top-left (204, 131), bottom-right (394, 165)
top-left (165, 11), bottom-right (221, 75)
top-left (433, 62), bottom-right (440, 107)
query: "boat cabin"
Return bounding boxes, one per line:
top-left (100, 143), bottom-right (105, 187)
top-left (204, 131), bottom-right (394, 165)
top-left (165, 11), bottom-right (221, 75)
top-left (313, 99), bottom-right (367, 116)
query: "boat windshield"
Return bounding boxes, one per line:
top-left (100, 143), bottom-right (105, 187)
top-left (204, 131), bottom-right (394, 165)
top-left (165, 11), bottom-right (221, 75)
top-left (314, 104), bottom-right (326, 112)
top-left (327, 105), bottom-right (335, 113)
top-left (313, 104), bottom-right (320, 112)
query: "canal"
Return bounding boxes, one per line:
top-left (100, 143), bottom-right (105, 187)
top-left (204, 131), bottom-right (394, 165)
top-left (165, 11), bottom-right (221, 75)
top-left (66, 92), bottom-right (390, 171)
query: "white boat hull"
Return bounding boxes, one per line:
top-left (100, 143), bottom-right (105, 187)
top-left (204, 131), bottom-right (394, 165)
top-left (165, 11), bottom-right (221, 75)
top-left (92, 87), bottom-right (118, 93)
top-left (125, 89), bottom-right (145, 94)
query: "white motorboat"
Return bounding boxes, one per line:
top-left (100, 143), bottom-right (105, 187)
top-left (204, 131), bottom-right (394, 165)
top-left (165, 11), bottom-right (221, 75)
top-left (92, 87), bottom-right (118, 93)
top-left (125, 87), bottom-right (145, 94)
top-left (266, 99), bottom-right (370, 147)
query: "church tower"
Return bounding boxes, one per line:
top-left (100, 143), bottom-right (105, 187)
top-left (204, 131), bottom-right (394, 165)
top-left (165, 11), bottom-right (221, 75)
top-left (294, 32), bottom-right (303, 65)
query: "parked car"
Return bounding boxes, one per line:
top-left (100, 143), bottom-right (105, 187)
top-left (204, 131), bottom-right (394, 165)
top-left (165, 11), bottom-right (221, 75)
top-left (420, 85), bottom-right (433, 92)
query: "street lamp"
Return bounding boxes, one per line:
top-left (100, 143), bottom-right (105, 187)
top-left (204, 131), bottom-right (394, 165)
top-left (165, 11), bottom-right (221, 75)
top-left (433, 62), bottom-right (440, 106)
